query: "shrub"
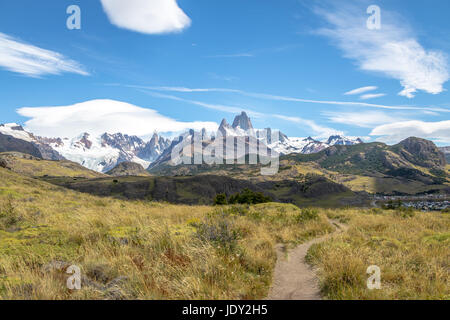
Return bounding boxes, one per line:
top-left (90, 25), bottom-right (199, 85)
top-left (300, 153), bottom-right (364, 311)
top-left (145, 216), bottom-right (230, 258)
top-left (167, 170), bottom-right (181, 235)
top-left (0, 158), bottom-right (7, 169)
top-left (295, 208), bottom-right (319, 223)
top-left (196, 215), bottom-right (240, 252)
top-left (382, 200), bottom-right (402, 210)
top-left (369, 208), bottom-right (383, 215)
top-left (213, 193), bottom-right (228, 205)
top-left (0, 197), bottom-right (21, 229)
top-left (394, 206), bottom-right (415, 218)
top-left (210, 205), bottom-right (249, 217)
top-left (227, 189), bottom-right (271, 205)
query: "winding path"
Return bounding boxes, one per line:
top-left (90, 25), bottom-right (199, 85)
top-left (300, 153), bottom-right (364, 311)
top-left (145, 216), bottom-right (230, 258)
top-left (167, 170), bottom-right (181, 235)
top-left (267, 219), bottom-right (348, 300)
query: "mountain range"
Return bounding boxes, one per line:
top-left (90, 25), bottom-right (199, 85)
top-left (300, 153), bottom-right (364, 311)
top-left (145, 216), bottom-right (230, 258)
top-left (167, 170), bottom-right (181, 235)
top-left (0, 112), bottom-right (364, 173)
top-left (1, 113), bottom-right (448, 202)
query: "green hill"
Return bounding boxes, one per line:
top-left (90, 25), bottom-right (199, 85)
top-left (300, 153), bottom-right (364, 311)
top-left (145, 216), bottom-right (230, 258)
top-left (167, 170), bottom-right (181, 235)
top-left (148, 137), bottom-right (449, 196)
top-left (0, 152), bottom-right (105, 179)
top-left (43, 173), bottom-right (357, 207)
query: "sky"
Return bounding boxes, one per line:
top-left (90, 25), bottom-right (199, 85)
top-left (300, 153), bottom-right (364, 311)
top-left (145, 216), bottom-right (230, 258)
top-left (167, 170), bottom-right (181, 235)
top-left (0, 0), bottom-right (449, 145)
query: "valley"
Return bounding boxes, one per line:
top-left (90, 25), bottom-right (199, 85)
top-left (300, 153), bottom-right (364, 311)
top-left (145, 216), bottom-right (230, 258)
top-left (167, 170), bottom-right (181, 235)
top-left (0, 163), bottom-right (448, 300)
top-left (0, 112), bottom-right (448, 301)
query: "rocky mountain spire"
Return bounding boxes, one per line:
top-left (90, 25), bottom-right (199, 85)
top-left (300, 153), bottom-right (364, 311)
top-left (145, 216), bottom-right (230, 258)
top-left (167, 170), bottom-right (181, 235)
top-left (218, 118), bottom-right (232, 136)
top-left (232, 111), bottom-right (253, 130)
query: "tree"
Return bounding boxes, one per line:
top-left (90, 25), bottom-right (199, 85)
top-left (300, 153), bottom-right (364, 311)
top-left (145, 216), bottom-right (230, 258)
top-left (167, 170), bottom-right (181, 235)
top-left (227, 189), bottom-right (271, 205)
top-left (214, 193), bottom-right (228, 205)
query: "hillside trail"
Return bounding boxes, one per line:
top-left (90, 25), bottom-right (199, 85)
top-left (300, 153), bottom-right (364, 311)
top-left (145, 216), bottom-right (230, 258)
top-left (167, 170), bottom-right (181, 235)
top-left (267, 219), bottom-right (348, 300)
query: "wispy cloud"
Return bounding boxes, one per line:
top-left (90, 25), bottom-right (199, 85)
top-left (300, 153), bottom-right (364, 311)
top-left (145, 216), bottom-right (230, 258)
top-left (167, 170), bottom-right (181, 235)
top-left (208, 73), bottom-right (239, 82)
top-left (138, 89), bottom-right (342, 139)
top-left (370, 120), bottom-right (450, 144)
top-left (205, 44), bottom-right (299, 59)
top-left (0, 32), bottom-right (89, 77)
top-left (273, 114), bottom-right (344, 139)
top-left (314, 2), bottom-right (449, 98)
top-left (141, 90), bottom-right (256, 116)
top-left (100, 0), bottom-right (191, 34)
top-left (360, 93), bottom-right (386, 100)
top-left (344, 86), bottom-right (377, 96)
top-left (126, 85), bottom-right (237, 93)
top-left (126, 85), bottom-right (450, 113)
top-left (324, 110), bottom-right (404, 128)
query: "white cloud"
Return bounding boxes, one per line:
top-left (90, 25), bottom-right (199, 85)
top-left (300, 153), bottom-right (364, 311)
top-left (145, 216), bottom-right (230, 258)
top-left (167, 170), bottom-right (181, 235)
top-left (138, 88), bottom-right (342, 139)
top-left (130, 85), bottom-right (450, 113)
top-left (273, 114), bottom-right (344, 139)
top-left (140, 90), bottom-right (259, 116)
top-left (324, 110), bottom-right (403, 128)
top-left (370, 120), bottom-right (450, 144)
top-left (360, 93), bottom-right (386, 100)
top-left (100, 0), bottom-right (191, 34)
top-left (344, 86), bottom-right (377, 95)
top-left (315, 3), bottom-right (449, 98)
top-left (17, 99), bottom-right (218, 138)
top-left (0, 32), bottom-right (88, 77)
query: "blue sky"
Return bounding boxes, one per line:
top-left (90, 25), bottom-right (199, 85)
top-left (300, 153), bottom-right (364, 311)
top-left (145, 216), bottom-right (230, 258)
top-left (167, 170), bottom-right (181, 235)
top-left (0, 0), bottom-right (449, 145)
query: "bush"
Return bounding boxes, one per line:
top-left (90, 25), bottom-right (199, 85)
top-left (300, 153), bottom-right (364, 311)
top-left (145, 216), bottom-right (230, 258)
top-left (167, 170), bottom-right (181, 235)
top-left (369, 208), bottom-right (383, 215)
top-left (196, 215), bottom-right (240, 252)
top-left (213, 193), bottom-right (228, 205)
top-left (0, 198), bottom-right (21, 229)
top-left (0, 158), bottom-right (7, 169)
top-left (394, 206), bottom-right (415, 218)
top-left (382, 200), bottom-right (402, 210)
top-left (227, 189), bottom-right (271, 205)
top-left (295, 208), bottom-right (319, 223)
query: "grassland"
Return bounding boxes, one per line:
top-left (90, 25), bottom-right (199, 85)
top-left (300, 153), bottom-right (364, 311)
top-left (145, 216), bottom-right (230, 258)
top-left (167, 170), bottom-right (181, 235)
top-left (0, 152), bottom-right (104, 179)
top-left (0, 167), bottom-right (333, 299)
top-left (307, 208), bottom-right (449, 300)
top-left (0, 163), bottom-right (448, 300)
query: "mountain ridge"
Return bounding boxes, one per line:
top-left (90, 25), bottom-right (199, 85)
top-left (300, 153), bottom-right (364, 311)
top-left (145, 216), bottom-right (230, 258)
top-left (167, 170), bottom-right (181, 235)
top-left (0, 112), bottom-right (380, 174)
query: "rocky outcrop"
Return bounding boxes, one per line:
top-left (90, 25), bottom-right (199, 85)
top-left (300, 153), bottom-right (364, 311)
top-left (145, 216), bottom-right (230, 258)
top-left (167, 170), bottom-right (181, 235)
top-left (0, 133), bottom-right (42, 158)
top-left (106, 161), bottom-right (150, 177)
top-left (396, 137), bottom-right (446, 168)
top-left (137, 133), bottom-right (171, 162)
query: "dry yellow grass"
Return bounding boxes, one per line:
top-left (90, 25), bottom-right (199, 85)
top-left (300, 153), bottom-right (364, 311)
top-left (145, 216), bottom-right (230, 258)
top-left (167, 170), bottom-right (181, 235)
top-left (0, 167), bottom-right (332, 300)
top-left (307, 208), bottom-right (450, 300)
top-left (1, 166), bottom-right (448, 300)
top-left (0, 152), bottom-right (104, 178)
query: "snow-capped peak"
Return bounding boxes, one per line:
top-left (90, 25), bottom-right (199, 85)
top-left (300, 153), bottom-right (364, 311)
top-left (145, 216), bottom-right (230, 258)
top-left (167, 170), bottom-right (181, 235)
top-left (269, 135), bottom-right (363, 155)
top-left (0, 123), bottom-right (34, 142)
top-left (232, 111), bottom-right (253, 131)
top-left (218, 113), bottom-right (256, 137)
top-left (327, 135), bottom-right (363, 146)
top-left (48, 131), bottom-right (172, 172)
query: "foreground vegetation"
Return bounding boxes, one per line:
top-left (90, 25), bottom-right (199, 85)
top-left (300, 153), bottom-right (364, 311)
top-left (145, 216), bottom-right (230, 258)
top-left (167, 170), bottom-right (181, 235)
top-left (0, 167), bottom-right (332, 299)
top-left (307, 208), bottom-right (449, 300)
top-left (0, 164), bottom-right (448, 300)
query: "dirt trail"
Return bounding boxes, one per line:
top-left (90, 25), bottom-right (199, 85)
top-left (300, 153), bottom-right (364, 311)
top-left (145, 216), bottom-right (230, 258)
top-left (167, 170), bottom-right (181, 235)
top-left (267, 219), bottom-right (348, 300)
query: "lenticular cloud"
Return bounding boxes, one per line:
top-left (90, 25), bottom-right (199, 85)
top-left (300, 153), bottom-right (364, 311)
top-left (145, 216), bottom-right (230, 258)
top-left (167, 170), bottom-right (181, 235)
top-left (100, 0), bottom-right (191, 34)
